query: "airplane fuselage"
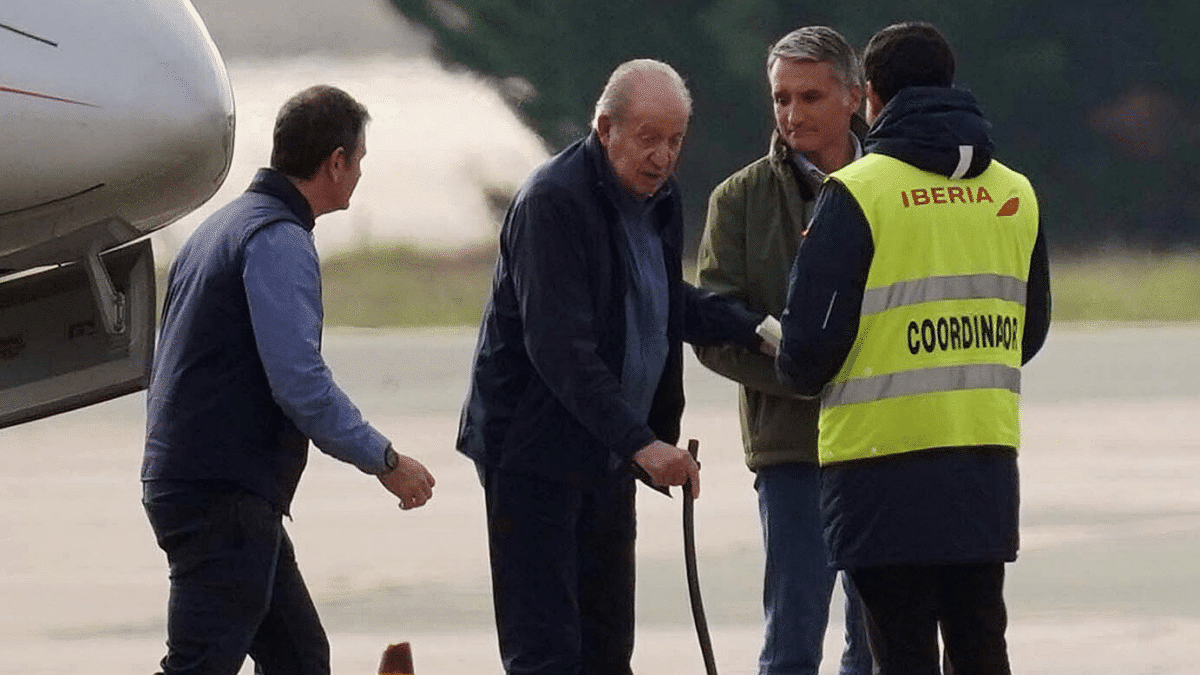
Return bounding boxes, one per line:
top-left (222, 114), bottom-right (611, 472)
top-left (1, 0), bottom-right (234, 272)
top-left (0, 0), bottom-right (234, 428)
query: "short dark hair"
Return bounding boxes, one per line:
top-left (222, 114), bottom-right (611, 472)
top-left (270, 85), bottom-right (370, 180)
top-left (862, 22), bottom-right (955, 106)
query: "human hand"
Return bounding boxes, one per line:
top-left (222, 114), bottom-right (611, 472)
top-left (632, 440), bottom-right (700, 498)
top-left (377, 453), bottom-right (436, 510)
top-left (755, 315), bottom-right (782, 357)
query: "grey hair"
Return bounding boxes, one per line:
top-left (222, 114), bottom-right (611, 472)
top-left (767, 26), bottom-right (863, 90)
top-left (591, 58), bottom-right (693, 131)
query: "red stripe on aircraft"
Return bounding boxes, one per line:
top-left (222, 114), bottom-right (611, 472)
top-left (0, 85), bottom-right (98, 107)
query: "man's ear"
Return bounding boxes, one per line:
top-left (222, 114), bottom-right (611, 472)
top-left (596, 113), bottom-right (612, 146)
top-left (326, 146), bottom-right (347, 181)
top-left (845, 84), bottom-right (864, 114)
top-left (865, 81), bottom-right (884, 124)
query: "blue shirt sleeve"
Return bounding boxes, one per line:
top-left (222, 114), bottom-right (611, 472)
top-left (242, 222), bottom-right (390, 474)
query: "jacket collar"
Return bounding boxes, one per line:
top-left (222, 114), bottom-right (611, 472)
top-left (865, 86), bottom-right (995, 179)
top-left (768, 113), bottom-right (869, 199)
top-left (246, 168), bottom-right (317, 232)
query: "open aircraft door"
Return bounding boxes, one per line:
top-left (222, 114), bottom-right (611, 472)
top-left (0, 239), bottom-right (155, 428)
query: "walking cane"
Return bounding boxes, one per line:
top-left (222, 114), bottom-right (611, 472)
top-left (683, 438), bottom-right (718, 675)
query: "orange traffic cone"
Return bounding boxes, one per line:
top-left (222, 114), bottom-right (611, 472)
top-left (378, 642), bottom-right (414, 675)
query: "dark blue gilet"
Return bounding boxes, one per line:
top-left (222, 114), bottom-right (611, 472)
top-left (142, 169), bottom-right (313, 512)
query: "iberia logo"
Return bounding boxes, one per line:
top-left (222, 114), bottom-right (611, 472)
top-left (996, 197), bottom-right (1020, 217)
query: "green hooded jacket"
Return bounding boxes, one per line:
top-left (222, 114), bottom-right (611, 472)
top-left (695, 121), bottom-right (866, 470)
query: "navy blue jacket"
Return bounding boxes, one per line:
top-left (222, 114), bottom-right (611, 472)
top-left (778, 87), bottom-right (1052, 568)
top-left (144, 170), bottom-right (390, 512)
top-left (458, 132), bottom-right (763, 485)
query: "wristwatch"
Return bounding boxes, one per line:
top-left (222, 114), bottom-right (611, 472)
top-left (382, 444), bottom-right (399, 474)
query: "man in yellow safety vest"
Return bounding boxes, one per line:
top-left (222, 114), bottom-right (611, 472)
top-left (777, 21), bottom-right (1052, 675)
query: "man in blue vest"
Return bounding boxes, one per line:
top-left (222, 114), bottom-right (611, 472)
top-left (777, 23), bottom-right (1052, 674)
top-left (142, 85), bottom-right (436, 675)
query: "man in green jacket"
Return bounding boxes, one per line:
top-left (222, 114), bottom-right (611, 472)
top-left (695, 25), bottom-right (871, 675)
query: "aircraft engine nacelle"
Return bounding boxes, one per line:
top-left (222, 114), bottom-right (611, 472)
top-left (0, 0), bottom-right (235, 272)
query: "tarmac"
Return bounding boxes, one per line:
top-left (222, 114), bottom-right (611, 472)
top-left (1, 324), bottom-right (1198, 673)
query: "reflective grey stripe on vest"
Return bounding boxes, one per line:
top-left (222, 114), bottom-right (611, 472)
top-left (822, 363), bottom-right (1021, 409)
top-left (860, 274), bottom-right (1027, 316)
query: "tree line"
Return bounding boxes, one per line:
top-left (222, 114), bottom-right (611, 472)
top-left (389, 0), bottom-right (1200, 252)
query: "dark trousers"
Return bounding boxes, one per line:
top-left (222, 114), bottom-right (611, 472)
top-left (481, 466), bottom-right (637, 675)
top-left (849, 563), bottom-right (1010, 675)
top-left (143, 483), bottom-right (330, 675)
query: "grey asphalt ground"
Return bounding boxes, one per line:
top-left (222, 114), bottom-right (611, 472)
top-left (1, 323), bottom-right (1197, 673)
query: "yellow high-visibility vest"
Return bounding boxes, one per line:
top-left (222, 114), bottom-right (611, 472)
top-left (818, 153), bottom-right (1039, 465)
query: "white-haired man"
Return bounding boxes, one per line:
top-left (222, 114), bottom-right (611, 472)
top-left (458, 59), bottom-right (766, 675)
